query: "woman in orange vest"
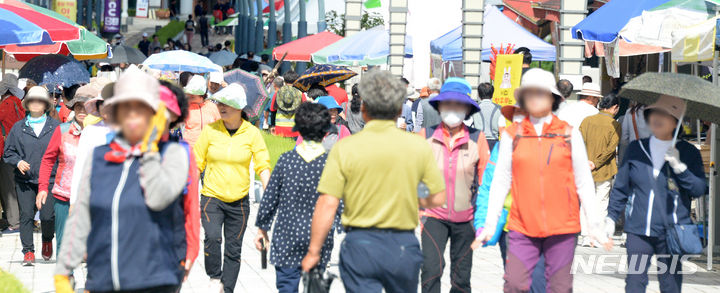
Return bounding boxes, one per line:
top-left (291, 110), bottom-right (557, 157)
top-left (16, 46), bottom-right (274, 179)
top-left (475, 69), bottom-right (609, 292)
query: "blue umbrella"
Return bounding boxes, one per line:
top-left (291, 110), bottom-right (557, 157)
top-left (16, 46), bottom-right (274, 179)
top-left (294, 64), bottom-right (357, 92)
top-left (0, 7), bottom-right (47, 46)
top-left (142, 50), bottom-right (221, 73)
top-left (572, 0), bottom-right (671, 42)
top-left (430, 6), bottom-right (556, 61)
top-left (18, 54), bottom-right (89, 89)
top-left (312, 27), bottom-right (413, 65)
top-left (223, 68), bottom-right (268, 119)
top-left (209, 50), bottom-right (238, 67)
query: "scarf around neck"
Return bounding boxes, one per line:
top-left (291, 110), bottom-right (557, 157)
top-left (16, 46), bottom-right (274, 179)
top-left (296, 140), bottom-right (325, 163)
top-left (25, 114), bottom-right (47, 126)
top-left (104, 137), bottom-right (143, 163)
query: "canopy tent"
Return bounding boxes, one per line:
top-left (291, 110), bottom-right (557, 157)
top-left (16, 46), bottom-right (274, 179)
top-left (312, 27), bottom-right (413, 66)
top-left (430, 5), bottom-right (556, 61)
top-left (572, 0), bottom-right (671, 43)
top-left (272, 31), bottom-right (342, 62)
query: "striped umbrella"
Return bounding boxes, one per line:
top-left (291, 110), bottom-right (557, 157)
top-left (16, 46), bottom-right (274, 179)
top-left (0, 0), bottom-right (80, 42)
top-left (1, 2), bottom-right (108, 60)
top-left (293, 64), bottom-right (357, 92)
top-left (0, 7), bottom-right (45, 45)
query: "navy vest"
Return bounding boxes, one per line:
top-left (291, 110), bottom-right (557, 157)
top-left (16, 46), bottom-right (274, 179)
top-left (85, 144), bottom-right (182, 291)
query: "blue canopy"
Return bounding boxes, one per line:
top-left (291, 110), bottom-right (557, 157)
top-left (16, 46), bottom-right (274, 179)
top-left (572, 0), bottom-right (671, 43)
top-left (430, 5), bottom-right (556, 62)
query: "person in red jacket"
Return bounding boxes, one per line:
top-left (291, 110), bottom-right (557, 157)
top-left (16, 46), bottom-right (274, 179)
top-left (0, 74), bottom-right (26, 233)
top-left (37, 85), bottom-right (95, 255)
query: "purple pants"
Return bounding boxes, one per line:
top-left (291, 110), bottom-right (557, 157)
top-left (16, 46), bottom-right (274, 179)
top-left (504, 231), bottom-right (577, 293)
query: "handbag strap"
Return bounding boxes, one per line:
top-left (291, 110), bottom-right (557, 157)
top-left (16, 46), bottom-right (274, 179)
top-left (631, 108), bottom-right (640, 141)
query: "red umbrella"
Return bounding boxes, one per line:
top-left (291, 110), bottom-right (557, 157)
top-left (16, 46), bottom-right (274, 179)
top-left (272, 31), bottom-right (342, 62)
top-left (0, 0), bottom-right (79, 42)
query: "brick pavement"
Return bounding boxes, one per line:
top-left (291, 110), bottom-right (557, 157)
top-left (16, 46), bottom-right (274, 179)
top-left (2, 202), bottom-right (719, 292)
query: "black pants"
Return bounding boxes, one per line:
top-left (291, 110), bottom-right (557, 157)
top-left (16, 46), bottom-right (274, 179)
top-left (200, 30), bottom-right (209, 47)
top-left (16, 181), bottom-right (54, 254)
top-left (201, 195), bottom-right (249, 293)
top-left (625, 233), bottom-right (683, 293)
top-left (92, 284), bottom-right (179, 293)
top-left (420, 217), bottom-right (474, 293)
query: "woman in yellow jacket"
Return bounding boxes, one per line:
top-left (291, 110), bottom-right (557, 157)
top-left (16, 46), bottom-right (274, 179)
top-left (194, 84), bottom-right (271, 293)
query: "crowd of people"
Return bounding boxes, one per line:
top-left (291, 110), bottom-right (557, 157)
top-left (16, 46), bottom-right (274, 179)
top-left (0, 43), bottom-right (707, 293)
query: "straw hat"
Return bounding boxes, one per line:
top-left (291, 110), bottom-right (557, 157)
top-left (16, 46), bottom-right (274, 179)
top-left (577, 82), bottom-right (603, 98)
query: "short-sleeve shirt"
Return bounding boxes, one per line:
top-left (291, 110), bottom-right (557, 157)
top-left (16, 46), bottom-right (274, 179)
top-left (316, 120), bottom-right (445, 230)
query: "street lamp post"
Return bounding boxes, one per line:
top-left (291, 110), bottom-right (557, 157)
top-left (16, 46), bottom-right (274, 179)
top-left (268, 0), bottom-right (277, 66)
top-left (296, 0), bottom-right (308, 73)
top-left (256, 0), bottom-right (264, 53)
top-left (462, 0), bottom-right (484, 97)
top-left (388, 0), bottom-right (408, 77)
top-left (281, 0), bottom-right (292, 72)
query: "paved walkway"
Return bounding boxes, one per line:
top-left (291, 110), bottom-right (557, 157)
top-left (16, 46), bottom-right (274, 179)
top-left (2, 203), bottom-right (720, 292)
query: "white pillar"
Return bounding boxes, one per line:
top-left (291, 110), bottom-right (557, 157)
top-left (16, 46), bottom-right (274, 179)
top-left (345, 0), bottom-right (363, 37)
top-left (559, 0), bottom-right (587, 76)
top-left (180, 0), bottom-right (193, 17)
top-left (462, 0), bottom-right (484, 96)
top-left (121, 0), bottom-right (128, 18)
top-left (388, 0), bottom-right (408, 76)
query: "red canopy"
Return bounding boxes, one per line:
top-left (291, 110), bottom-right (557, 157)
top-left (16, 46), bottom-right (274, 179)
top-left (272, 31), bottom-right (342, 62)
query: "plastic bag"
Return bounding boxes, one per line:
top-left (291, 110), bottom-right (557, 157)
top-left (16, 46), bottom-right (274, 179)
top-left (302, 268), bottom-right (336, 293)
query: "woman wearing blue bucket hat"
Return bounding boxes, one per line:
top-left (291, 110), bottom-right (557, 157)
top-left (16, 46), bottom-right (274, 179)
top-left (296, 96), bottom-right (351, 150)
top-left (419, 78), bottom-right (490, 293)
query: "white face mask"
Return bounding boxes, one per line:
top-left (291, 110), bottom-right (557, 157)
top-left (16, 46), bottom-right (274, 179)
top-left (441, 111), bottom-right (465, 127)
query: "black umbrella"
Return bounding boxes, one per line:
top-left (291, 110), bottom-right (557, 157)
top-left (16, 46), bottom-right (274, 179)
top-left (19, 54), bottom-right (90, 89)
top-left (619, 72), bottom-right (720, 124)
top-left (101, 45), bottom-right (147, 64)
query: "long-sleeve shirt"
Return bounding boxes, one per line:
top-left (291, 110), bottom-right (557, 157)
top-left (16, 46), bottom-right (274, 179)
top-left (579, 112), bottom-right (621, 182)
top-left (56, 140), bottom-right (189, 278)
top-left (38, 122), bottom-right (82, 201)
top-left (194, 120), bottom-right (271, 202)
top-left (483, 115), bottom-right (602, 238)
top-left (70, 122), bottom-right (114, 205)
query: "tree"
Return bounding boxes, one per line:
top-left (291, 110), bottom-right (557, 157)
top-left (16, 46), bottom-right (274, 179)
top-left (325, 10), bottom-right (385, 36)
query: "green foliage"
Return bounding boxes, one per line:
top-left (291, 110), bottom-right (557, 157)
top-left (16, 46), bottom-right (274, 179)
top-left (0, 270), bottom-right (28, 293)
top-left (530, 61), bottom-right (554, 73)
top-left (155, 20), bottom-right (185, 45)
top-left (262, 132), bottom-right (296, 169)
top-left (325, 10), bottom-right (385, 36)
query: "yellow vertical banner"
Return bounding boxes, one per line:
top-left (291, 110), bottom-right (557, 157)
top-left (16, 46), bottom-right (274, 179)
top-left (55, 0), bottom-right (77, 22)
top-left (491, 54), bottom-right (523, 106)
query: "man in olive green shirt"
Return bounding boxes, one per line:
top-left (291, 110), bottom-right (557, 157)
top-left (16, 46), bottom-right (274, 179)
top-left (301, 70), bottom-right (446, 293)
top-left (579, 93), bottom-right (621, 246)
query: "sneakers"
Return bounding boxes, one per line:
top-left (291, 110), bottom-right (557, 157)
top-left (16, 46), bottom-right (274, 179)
top-left (23, 252), bottom-right (35, 266)
top-left (208, 278), bottom-right (223, 293)
top-left (42, 241), bottom-right (53, 261)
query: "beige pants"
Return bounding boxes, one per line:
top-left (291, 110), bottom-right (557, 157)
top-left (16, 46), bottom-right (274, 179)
top-left (580, 179), bottom-right (612, 237)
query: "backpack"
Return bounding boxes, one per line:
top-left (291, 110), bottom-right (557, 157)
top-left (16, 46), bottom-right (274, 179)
top-left (276, 85), bottom-right (302, 115)
top-left (472, 101), bottom-right (501, 140)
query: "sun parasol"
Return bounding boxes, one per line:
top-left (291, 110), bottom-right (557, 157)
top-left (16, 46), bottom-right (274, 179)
top-left (142, 50), bottom-right (221, 73)
top-left (272, 31), bottom-right (342, 62)
top-left (619, 72), bottom-right (720, 124)
top-left (18, 54), bottom-right (90, 88)
top-left (224, 68), bottom-right (268, 119)
top-left (0, 0), bottom-right (79, 42)
top-left (0, 7), bottom-right (45, 45)
top-left (100, 45), bottom-right (147, 64)
top-left (293, 64), bottom-right (357, 92)
top-left (5, 29), bottom-right (110, 61)
top-left (209, 50), bottom-right (238, 67)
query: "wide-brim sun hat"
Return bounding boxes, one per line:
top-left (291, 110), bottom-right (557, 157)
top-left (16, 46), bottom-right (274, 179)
top-left (513, 68), bottom-right (562, 103)
top-left (643, 95), bottom-right (687, 121)
top-left (22, 86), bottom-right (51, 111)
top-left (184, 75), bottom-right (207, 96)
top-left (315, 96), bottom-right (343, 113)
top-left (102, 67), bottom-right (160, 123)
top-left (429, 78), bottom-right (480, 118)
top-left (577, 82), bottom-right (603, 98)
top-left (210, 83), bottom-right (247, 110)
top-left (0, 73), bottom-right (24, 99)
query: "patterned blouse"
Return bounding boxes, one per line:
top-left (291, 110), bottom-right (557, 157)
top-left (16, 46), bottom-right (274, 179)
top-left (255, 150), bottom-right (338, 268)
